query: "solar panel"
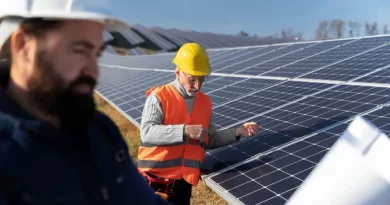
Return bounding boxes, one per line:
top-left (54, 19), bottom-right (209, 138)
top-left (96, 34), bottom-right (390, 205)
top-left (206, 78), bottom-right (282, 108)
top-left (159, 28), bottom-right (284, 48)
top-left (263, 36), bottom-right (390, 78)
top-left (96, 66), bottom-right (174, 123)
top-left (202, 83), bottom-right (390, 175)
top-left (210, 80), bottom-right (318, 128)
top-left (253, 40), bottom-right (351, 76)
top-left (218, 43), bottom-right (314, 74)
top-left (209, 49), bottom-right (253, 65)
top-left (300, 44), bottom-right (390, 81)
top-left (153, 27), bottom-right (189, 46)
top-left (119, 29), bottom-right (145, 45)
top-left (203, 106), bottom-right (390, 205)
top-left (212, 47), bottom-right (282, 72)
top-left (205, 33), bottom-right (238, 48)
top-left (131, 24), bottom-right (177, 51)
top-left (179, 30), bottom-right (224, 48)
top-left (103, 31), bottom-right (114, 41)
top-left (352, 66), bottom-right (390, 84)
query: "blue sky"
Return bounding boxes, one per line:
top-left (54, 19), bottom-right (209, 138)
top-left (110, 0), bottom-right (390, 40)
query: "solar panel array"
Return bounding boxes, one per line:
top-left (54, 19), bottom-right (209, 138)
top-left (102, 25), bottom-right (291, 56)
top-left (118, 29), bottom-right (145, 45)
top-left (151, 27), bottom-right (287, 49)
top-left (131, 24), bottom-right (178, 51)
top-left (97, 34), bottom-right (390, 205)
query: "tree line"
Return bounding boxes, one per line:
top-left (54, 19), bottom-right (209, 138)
top-left (315, 19), bottom-right (387, 40)
top-left (238, 19), bottom-right (389, 41)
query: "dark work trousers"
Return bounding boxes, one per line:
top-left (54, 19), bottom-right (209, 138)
top-left (147, 177), bottom-right (192, 205)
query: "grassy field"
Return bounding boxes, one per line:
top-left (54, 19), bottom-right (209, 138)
top-left (94, 93), bottom-right (229, 205)
top-left (112, 47), bottom-right (158, 56)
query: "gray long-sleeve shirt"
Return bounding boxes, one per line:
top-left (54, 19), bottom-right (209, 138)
top-left (140, 79), bottom-right (239, 149)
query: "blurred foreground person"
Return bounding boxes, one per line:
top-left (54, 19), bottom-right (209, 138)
top-left (0, 0), bottom-right (170, 204)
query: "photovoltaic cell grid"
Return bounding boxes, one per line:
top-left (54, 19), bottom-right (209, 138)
top-left (353, 66), bottom-right (390, 84)
top-left (96, 66), bottom-right (174, 123)
top-left (212, 46), bottom-right (285, 72)
top-left (301, 43), bottom-right (390, 81)
top-left (96, 35), bottom-right (390, 205)
top-left (217, 43), bottom-right (313, 74)
top-left (210, 81), bottom-right (332, 128)
top-left (206, 78), bottom-right (281, 108)
top-left (131, 24), bottom-right (177, 51)
top-left (118, 29), bottom-right (144, 45)
top-left (202, 84), bottom-right (390, 175)
top-left (152, 27), bottom-right (189, 46)
top-left (205, 106), bottom-right (390, 205)
top-left (235, 41), bottom-right (342, 76)
top-left (151, 27), bottom-right (285, 49)
top-left (261, 36), bottom-right (390, 78)
top-left (103, 31), bottom-right (114, 41)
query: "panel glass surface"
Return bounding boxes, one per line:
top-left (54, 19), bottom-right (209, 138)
top-left (263, 36), bottom-right (390, 78)
top-left (202, 84), bottom-right (390, 175)
top-left (119, 29), bottom-right (144, 45)
top-left (211, 81), bottom-right (333, 128)
top-left (205, 106), bottom-right (390, 205)
top-left (209, 48), bottom-right (261, 66)
top-left (229, 43), bottom-right (315, 75)
top-left (96, 67), bottom-right (174, 124)
top-left (132, 25), bottom-right (177, 51)
top-left (216, 44), bottom-right (309, 73)
top-left (257, 40), bottom-right (351, 76)
top-left (353, 67), bottom-right (390, 84)
top-left (207, 78), bottom-right (282, 107)
top-left (153, 27), bottom-right (188, 46)
top-left (201, 76), bottom-right (241, 94)
top-left (212, 47), bottom-right (276, 72)
top-left (187, 32), bottom-right (223, 48)
top-left (301, 44), bottom-right (390, 81)
top-left (240, 40), bottom-right (348, 76)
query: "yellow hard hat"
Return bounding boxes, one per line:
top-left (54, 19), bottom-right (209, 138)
top-left (172, 43), bottom-right (211, 76)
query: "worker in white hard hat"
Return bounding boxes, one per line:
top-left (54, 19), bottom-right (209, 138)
top-left (0, 0), bottom-right (170, 204)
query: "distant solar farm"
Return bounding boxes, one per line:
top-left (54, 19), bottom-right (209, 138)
top-left (103, 24), bottom-right (288, 55)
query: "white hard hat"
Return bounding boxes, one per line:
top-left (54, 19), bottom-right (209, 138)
top-left (0, 0), bottom-right (130, 47)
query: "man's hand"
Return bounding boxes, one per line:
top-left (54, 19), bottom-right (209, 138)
top-left (184, 125), bottom-right (207, 141)
top-left (235, 122), bottom-right (260, 138)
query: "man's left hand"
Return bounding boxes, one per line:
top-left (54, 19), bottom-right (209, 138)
top-left (235, 122), bottom-right (260, 138)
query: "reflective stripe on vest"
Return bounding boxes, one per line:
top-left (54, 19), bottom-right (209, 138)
top-left (140, 136), bottom-right (207, 150)
top-left (138, 83), bottom-right (212, 186)
top-left (138, 158), bottom-right (201, 169)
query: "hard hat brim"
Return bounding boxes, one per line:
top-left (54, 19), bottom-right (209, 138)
top-left (177, 66), bottom-right (211, 76)
top-left (0, 12), bottom-right (130, 49)
top-left (0, 11), bottom-right (130, 31)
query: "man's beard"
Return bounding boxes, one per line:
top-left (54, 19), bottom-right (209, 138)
top-left (28, 50), bottom-right (97, 136)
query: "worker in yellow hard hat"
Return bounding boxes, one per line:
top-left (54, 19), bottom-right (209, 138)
top-left (137, 42), bottom-right (261, 205)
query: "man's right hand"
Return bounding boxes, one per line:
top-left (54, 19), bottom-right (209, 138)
top-left (184, 125), bottom-right (207, 141)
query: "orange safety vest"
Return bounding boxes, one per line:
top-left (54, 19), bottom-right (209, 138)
top-left (137, 83), bottom-right (212, 186)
